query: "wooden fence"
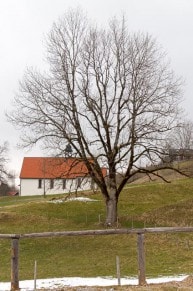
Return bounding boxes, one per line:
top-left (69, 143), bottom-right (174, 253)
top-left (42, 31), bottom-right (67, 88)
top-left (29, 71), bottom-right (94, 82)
top-left (3, 226), bottom-right (193, 290)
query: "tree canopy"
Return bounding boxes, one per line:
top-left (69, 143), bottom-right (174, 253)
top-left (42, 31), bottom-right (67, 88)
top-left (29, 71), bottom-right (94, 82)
top-left (7, 9), bottom-right (183, 224)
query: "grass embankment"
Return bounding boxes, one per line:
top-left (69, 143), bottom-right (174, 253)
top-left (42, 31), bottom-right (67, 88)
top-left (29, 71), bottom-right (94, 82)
top-left (0, 178), bottom-right (193, 281)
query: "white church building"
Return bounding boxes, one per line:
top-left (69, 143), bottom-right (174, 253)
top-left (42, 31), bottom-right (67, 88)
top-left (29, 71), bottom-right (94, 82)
top-left (19, 157), bottom-right (107, 196)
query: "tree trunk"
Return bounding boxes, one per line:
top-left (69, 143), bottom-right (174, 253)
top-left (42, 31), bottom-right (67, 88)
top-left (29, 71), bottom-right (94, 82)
top-left (105, 195), bottom-right (118, 226)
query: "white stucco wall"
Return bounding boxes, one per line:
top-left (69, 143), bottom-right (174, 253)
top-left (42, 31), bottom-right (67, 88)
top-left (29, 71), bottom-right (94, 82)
top-left (20, 177), bottom-right (94, 196)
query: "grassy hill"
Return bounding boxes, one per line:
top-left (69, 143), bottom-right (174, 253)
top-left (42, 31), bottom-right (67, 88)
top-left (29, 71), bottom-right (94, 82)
top-left (1, 173), bottom-right (193, 281)
top-left (130, 159), bottom-right (193, 184)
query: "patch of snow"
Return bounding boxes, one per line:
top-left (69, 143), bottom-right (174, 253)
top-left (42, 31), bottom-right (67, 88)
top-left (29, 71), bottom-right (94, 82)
top-left (49, 197), bottom-right (98, 203)
top-left (66, 197), bottom-right (98, 202)
top-left (0, 275), bottom-right (188, 291)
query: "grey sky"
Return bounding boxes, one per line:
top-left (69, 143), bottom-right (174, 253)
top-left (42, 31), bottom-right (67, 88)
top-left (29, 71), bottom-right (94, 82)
top-left (0, 0), bottom-right (193, 177)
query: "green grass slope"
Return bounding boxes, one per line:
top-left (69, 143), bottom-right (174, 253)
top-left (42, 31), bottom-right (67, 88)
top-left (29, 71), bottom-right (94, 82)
top-left (0, 177), bottom-right (193, 281)
top-left (131, 159), bottom-right (193, 184)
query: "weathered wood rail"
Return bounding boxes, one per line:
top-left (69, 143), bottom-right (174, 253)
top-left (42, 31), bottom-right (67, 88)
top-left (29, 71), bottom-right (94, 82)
top-left (3, 227), bottom-right (193, 290)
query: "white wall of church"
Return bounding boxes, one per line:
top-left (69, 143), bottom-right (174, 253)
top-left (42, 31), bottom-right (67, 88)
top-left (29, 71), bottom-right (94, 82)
top-left (20, 177), bottom-right (94, 196)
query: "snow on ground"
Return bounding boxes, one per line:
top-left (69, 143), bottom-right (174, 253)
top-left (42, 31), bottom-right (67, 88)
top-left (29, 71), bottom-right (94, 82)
top-left (0, 275), bottom-right (188, 291)
top-left (65, 197), bottom-right (98, 202)
top-left (49, 196), bottom-right (98, 203)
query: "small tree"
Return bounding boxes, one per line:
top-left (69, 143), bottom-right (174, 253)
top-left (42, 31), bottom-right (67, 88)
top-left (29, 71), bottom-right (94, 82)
top-left (164, 120), bottom-right (193, 162)
top-left (0, 141), bottom-right (9, 183)
top-left (7, 9), bottom-right (183, 225)
top-left (167, 120), bottom-right (193, 150)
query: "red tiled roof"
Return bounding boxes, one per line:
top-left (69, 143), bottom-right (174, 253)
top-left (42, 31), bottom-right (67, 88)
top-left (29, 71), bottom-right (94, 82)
top-left (20, 157), bottom-right (107, 179)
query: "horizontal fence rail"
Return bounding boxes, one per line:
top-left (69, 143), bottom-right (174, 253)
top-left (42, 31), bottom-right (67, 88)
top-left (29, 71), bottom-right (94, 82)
top-left (3, 226), bottom-right (193, 239)
top-left (2, 227), bottom-right (193, 290)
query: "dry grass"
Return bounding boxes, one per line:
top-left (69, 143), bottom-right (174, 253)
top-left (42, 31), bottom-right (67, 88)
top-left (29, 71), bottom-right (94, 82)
top-left (1, 166), bottom-right (193, 282)
top-left (130, 160), bottom-right (193, 185)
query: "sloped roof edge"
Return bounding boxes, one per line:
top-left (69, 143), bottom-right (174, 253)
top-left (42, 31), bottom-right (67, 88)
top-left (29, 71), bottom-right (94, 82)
top-left (20, 157), bottom-right (107, 179)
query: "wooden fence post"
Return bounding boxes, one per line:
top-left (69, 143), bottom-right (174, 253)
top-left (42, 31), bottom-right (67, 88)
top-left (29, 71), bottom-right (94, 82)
top-left (116, 256), bottom-right (121, 285)
top-left (137, 233), bottom-right (146, 286)
top-left (11, 238), bottom-right (19, 291)
top-left (34, 260), bottom-right (37, 291)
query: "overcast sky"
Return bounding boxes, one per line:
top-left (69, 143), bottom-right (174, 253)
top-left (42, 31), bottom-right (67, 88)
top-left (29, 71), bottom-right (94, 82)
top-left (0, 0), bottom-right (193, 177)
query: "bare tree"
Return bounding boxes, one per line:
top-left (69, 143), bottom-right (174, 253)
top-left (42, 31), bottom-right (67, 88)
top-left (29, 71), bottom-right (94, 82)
top-left (167, 120), bottom-right (193, 149)
top-left (7, 9), bottom-right (183, 225)
top-left (164, 120), bottom-right (193, 162)
top-left (0, 141), bottom-right (9, 183)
